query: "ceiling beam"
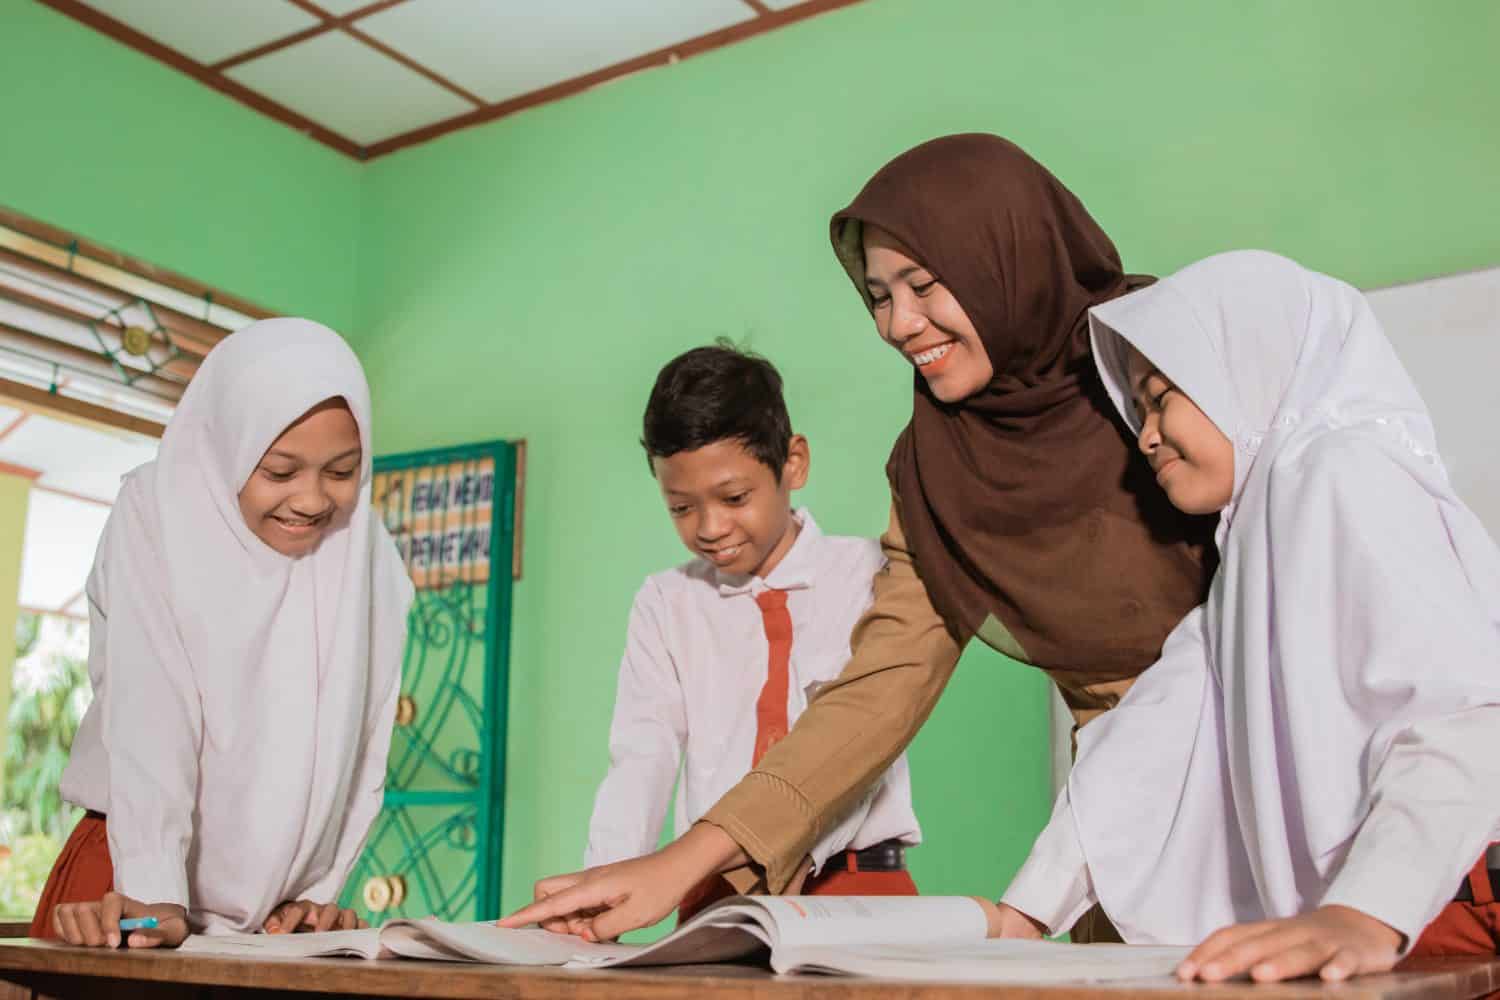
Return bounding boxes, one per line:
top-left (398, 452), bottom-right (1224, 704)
top-left (19, 604), bottom-right (88, 624)
top-left (32, 485), bottom-right (115, 509)
top-left (210, 22), bottom-right (331, 73)
top-left (0, 376), bottom-right (166, 440)
top-left (0, 411), bottom-right (30, 444)
top-left (210, 0), bottom-right (414, 72)
top-left (345, 24), bottom-right (486, 107)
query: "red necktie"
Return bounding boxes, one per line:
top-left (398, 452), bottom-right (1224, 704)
top-left (677, 587), bottom-right (795, 925)
top-left (752, 589), bottom-right (792, 765)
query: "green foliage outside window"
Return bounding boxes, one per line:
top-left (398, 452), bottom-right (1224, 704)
top-left (0, 612), bottom-right (89, 918)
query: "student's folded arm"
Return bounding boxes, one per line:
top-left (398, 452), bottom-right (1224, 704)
top-left (702, 498), bottom-right (964, 892)
top-left (583, 580), bottom-right (689, 868)
top-left (1289, 439), bottom-right (1500, 949)
top-left (95, 490), bottom-right (201, 909)
top-left (1323, 706), bottom-right (1500, 953)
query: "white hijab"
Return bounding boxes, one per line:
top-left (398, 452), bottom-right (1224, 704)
top-left (1069, 250), bottom-right (1500, 942)
top-left (62, 318), bottom-right (412, 930)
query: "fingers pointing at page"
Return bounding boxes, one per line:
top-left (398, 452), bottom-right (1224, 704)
top-left (501, 856), bottom-right (683, 942)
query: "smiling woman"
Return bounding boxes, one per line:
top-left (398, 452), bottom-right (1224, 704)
top-left (500, 133), bottom-right (1220, 945)
top-left (861, 224), bottom-right (993, 404)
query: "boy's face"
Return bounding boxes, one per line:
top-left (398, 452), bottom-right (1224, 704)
top-left (653, 436), bottom-right (810, 579)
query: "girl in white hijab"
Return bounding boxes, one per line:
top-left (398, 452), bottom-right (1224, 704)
top-left (994, 251), bottom-right (1500, 980)
top-left (32, 318), bottom-right (414, 947)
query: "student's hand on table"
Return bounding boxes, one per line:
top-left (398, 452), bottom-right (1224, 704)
top-left (52, 892), bottom-right (189, 949)
top-left (973, 899), bottom-right (1046, 939)
top-left (263, 899), bottom-right (367, 934)
top-left (499, 822), bottom-right (748, 942)
top-left (1177, 905), bottom-right (1403, 983)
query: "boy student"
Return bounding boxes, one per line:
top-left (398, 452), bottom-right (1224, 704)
top-left (575, 343), bottom-right (920, 924)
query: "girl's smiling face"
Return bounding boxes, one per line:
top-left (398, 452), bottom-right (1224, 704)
top-left (237, 397), bottom-right (363, 557)
top-left (861, 224), bottom-right (993, 404)
top-left (1127, 347), bottom-right (1235, 515)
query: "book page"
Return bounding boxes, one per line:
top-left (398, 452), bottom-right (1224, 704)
top-left (381, 920), bottom-right (641, 966)
top-left (735, 896), bottom-right (989, 951)
top-left (774, 938), bottom-right (1192, 982)
top-left (579, 922), bottom-right (767, 968)
top-left (178, 928), bottom-right (383, 959)
top-left (369, 896), bottom-right (987, 970)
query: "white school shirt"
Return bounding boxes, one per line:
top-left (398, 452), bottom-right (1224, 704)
top-left (59, 319), bottom-right (412, 934)
top-left (1002, 616), bottom-right (1500, 943)
top-left (585, 508), bottom-right (921, 873)
top-left (1004, 251), bottom-right (1500, 947)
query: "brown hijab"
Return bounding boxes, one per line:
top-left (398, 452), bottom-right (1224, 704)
top-left (831, 134), bottom-right (1216, 683)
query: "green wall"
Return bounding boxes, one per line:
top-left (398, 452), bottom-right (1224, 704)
top-left (5, 0), bottom-right (1498, 926)
top-left (0, 0), bottom-right (362, 330)
top-left (353, 0), bottom-right (1500, 917)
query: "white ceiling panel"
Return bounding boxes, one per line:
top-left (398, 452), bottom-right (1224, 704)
top-left (358, 0), bottom-right (756, 105)
top-left (18, 490), bottom-right (111, 613)
top-left (226, 30), bottom-right (475, 145)
top-left (0, 416), bottom-right (156, 501)
top-left (78, 0), bottom-right (320, 65)
top-left (60, 0), bottom-right (854, 154)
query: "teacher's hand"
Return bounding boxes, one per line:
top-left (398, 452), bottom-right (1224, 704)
top-left (500, 823), bottom-right (747, 942)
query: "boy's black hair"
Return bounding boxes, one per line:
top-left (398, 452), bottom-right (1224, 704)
top-left (642, 340), bottom-right (792, 477)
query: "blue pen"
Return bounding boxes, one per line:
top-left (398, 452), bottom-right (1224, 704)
top-left (115, 915), bottom-right (160, 948)
top-left (115, 916), bottom-right (159, 948)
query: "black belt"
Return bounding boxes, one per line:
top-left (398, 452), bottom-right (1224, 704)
top-left (822, 840), bottom-right (906, 873)
top-left (1454, 844), bottom-right (1500, 902)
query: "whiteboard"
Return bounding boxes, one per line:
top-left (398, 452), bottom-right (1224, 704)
top-left (1368, 266), bottom-right (1500, 536)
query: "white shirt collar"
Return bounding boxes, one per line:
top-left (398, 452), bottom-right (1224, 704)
top-left (714, 507), bottom-right (821, 597)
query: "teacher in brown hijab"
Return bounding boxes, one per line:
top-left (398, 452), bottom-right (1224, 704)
top-left (504, 134), bottom-right (1218, 942)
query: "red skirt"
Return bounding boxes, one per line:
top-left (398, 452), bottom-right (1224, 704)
top-left (1408, 851), bottom-right (1500, 959)
top-left (29, 812), bottom-right (114, 939)
top-left (678, 850), bottom-right (918, 924)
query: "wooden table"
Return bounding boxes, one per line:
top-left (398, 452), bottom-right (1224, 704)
top-left (1, 939), bottom-right (1497, 1000)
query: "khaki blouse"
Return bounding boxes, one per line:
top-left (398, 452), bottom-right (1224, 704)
top-left (703, 496), bottom-right (1138, 893)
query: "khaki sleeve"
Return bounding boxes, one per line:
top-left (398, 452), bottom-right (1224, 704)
top-left (702, 496), bottom-right (965, 892)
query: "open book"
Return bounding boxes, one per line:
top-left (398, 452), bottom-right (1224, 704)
top-left (180, 896), bottom-right (1190, 983)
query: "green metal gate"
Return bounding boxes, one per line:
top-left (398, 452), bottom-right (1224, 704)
top-left (339, 440), bottom-right (517, 925)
